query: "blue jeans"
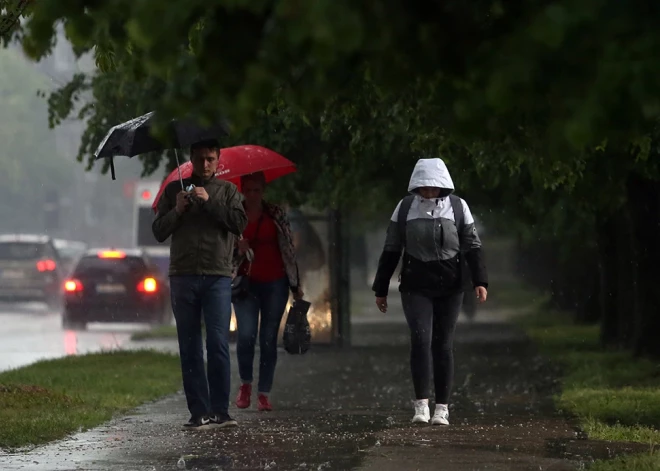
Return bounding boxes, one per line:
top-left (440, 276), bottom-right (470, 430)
top-left (233, 277), bottom-right (290, 393)
top-left (170, 275), bottom-right (232, 418)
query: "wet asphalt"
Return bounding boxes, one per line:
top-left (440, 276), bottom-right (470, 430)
top-left (0, 302), bottom-right (152, 372)
top-left (0, 306), bottom-right (647, 470)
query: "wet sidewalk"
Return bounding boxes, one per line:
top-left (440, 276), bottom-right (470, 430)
top-left (0, 313), bottom-right (643, 471)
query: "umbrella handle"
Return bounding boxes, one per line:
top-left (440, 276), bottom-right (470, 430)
top-left (174, 149), bottom-right (184, 189)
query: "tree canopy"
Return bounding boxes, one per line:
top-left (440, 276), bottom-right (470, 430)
top-left (2, 0), bottom-right (658, 223)
top-left (3, 0), bottom-right (660, 155)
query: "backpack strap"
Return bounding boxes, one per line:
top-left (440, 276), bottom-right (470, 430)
top-left (449, 194), bottom-right (464, 235)
top-left (397, 195), bottom-right (415, 250)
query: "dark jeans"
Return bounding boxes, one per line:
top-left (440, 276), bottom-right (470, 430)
top-left (233, 277), bottom-right (289, 393)
top-left (401, 291), bottom-right (464, 404)
top-left (170, 275), bottom-right (232, 418)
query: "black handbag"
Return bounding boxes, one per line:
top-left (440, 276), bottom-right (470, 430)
top-left (283, 299), bottom-right (312, 354)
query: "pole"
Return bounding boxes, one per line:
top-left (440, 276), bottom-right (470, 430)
top-left (174, 148), bottom-right (184, 189)
top-left (329, 208), bottom-right (351, 347)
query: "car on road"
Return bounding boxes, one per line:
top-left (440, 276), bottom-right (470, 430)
top-left (0, 234), bottom-right (63, 309)
top-left (62, 248), bottom-right (172, 330)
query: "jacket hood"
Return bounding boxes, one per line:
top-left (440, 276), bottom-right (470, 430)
top-left (407, 158), bottom-right (455, 194)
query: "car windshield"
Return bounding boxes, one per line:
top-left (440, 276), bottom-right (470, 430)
top-left (73, 256), bottom-right (147, 278)
top-left (0, 242), bottom-right (45, 260)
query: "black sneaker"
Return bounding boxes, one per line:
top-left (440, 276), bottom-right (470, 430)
top-left (182, 416), bottom-right (212, 430)
top-left (210, 413), bottom-right (238, 428)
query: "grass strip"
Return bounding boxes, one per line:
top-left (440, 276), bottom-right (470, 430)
top-left (516, 309), bottom-right (660, 469)
top-left (0, 350), bottom-right (181, 449)
top-left (131, 325), bottom-right (179, 341)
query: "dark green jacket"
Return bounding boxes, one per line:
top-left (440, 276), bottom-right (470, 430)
top-left (152, 176), bottom-right (248, 277)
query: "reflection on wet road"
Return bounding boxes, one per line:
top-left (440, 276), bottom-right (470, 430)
top-left (0, 302), bottom-right (151, 372)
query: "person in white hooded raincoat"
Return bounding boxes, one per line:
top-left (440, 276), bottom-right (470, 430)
top-left (372, 158), bottom-right (488, 425)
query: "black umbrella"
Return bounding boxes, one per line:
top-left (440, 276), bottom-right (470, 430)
top-left (94, 111), bottom-right (231, 183)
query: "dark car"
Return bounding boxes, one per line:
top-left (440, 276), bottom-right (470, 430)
top-left (62, 248), bottom-right (171, 330)
top-left (0, 234), bottom-right (63, 309)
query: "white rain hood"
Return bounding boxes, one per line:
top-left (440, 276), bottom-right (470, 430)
top-left (407, 158), bottom-right (455, 193)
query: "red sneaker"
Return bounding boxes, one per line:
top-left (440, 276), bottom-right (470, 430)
top-left (236, 384), bottom-right (252, 409)
top-left (257, 393), bottom-right (272, 411)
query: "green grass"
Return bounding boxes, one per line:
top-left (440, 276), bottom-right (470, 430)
top-left (131, 325), bottom-right (179, 341)
top-left (516, 309), bottom-right (660, 470)
top-left (0, 350), bottom-right (181, 449)
top-left (588, 451), bottom-right (660, 471)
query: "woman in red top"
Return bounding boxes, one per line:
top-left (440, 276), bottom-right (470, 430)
top-left (234, 172), bottom-right (303, 411)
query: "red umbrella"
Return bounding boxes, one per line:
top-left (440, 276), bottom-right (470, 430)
top-left (151, 145), bottom-right (296, 212)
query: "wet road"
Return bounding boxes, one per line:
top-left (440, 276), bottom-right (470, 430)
top-left (0, 318), bottom-right (646, 470)
top-left (0, 302), bottom-right (152, 372)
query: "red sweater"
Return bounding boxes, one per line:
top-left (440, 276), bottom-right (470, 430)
top-left (243, 213), bottom-right (286, 282)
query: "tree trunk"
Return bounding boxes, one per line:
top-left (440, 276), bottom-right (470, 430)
top-left (571, 245), bottom-right (601, 324)
top-left (547, 243), bottom-right (574, 311)
top-left (614, 202), bottom-right (638, 350)
top-left (575, 271), bottom-right (601, 324)
top-left (626, 175), bottom-right (660, 358)
top-left (597, 215), bottom-right (620, 347)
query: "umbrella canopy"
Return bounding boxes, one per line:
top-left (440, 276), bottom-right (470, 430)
top-left (94, 111), bottom-right (230, 180)
top-left (151, 145), bottom-right (296, 212)
top-left (94, 112), bottom-right (231, 159)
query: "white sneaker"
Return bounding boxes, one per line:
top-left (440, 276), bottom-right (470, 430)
top-left (411, 400), bottom-right (430, 423)
top-left (431, 406), bottom-right (449, 425)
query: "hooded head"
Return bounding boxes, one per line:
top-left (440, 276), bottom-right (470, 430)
top-left (407, 158), bottom-right (455, 199)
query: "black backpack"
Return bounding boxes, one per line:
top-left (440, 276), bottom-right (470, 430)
top-left (397, 194), bottom-right (470, 288)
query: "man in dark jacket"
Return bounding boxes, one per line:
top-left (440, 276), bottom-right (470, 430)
top-left (153, 140), bottom-right (248, 430)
